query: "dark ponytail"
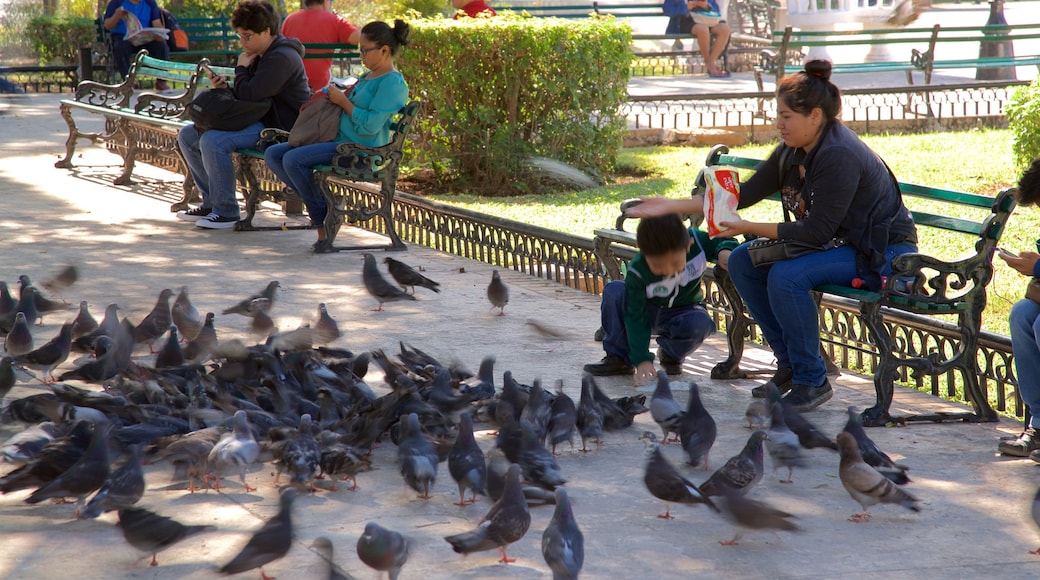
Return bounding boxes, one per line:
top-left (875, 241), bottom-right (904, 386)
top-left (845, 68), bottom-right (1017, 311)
top-left (361, 19), bottom-right (410, 56)
top-left (776, 59), bottom-right (841, 122)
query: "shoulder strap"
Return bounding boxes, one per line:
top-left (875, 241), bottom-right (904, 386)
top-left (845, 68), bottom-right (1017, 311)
top-left (777, 145), bottom-right (795, 223)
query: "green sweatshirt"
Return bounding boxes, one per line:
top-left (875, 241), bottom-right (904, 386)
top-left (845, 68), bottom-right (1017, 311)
top-left (623, 228), bottom-right (738, 366)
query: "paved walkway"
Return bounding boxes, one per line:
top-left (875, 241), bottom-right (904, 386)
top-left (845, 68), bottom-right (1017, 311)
top-left (0, 93), bottom-right (1037, 580)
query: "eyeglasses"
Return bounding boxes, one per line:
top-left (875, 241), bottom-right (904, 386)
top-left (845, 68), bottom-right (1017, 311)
top-left (359, 45), bottom-right (383, 56)
top-left (238, 32), bottom-right (255, 42)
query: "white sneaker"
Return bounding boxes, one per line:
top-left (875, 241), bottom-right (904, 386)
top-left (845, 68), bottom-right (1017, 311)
top-left (176, 207), bottom-right (212, 222)
top-left (195, 213), bottom-right (239, 229)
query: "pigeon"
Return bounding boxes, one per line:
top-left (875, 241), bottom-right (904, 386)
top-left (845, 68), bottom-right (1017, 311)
top-left (309, 537), bottom-right (353, 580)
top-left (0, 419), bottom-right (94, 494)
top-left (397, 412), bottom-right (438, 499)
top-left (449, 412), bottom-right (486, 506)
top-left (15, 321), bottom-right (73, 384)
top-left (590, 378), bottom-right (647, 430)
top-left (542, 487), bottom-right (584, 580)
top-left (716, 484), bottom-right (801, 545)
top-left (133, 288), bottom-right (174, 354)
top-left (485, 447), bottom-right (556, 505)
top-left (766, 402), bottom-right (808, 484)
top-left (679, 381), bottom-right (716, 469)
top-left (219, 487), bottom-right (296, 577)
top-left (206, 410), bottom-right (260, 492)
top-left (513, 418), bottom-right (567, 490)
top-left (1, 421), bottom-right (65, 465)
top-left (313, 303), bottom-right (341, 345)
top-left (223, 281), bottom-right (280, 316)
top-left (318, 442), bottom-right (371, 491)
top-left (0, 285), bottom-right (38, 331)
top-left (0, 281), bottom-right (16, 318)
top-left (148, 426), bottom-right (223, 493)
top-left (639, 431), bottom-right (718, 519)
top-left (487, 269), bottom-right (509, 315)
top-left (458, 355), bottom-right (496, 400)
top-left (117, 507), bottom-right (214, 567)
top-left (20, 276), bottom-right (71, 319)
top-left (362, 253), bottom-right (416, 311)
top-left (72, 303), bottom-right (119, 353)
top-left (0, 356), bottom-right (18, 402)
top-left (184, 312), bottom-right (218, 362)
top-left (836, 432), bottom-right (920, 522)
top-left (172, 292), bottom-right (204, 341)
top-left (546, 381), bottom-right (576, 455)
top-left (767, 383), bottom-right (838, 451)
top-left (71, 300), bottom-right (98, 338)
top-left (1030, 487), bottom-right (1040, 555)
top-left (700, 430), bottom-right (768, 497)
top-left (650, 370), bottom-right (685, 443)
top-left (154, 326), bottom-right (184, 370)
top-left (26, 421), bottom-right (111, 514)
top-left (842, 406), bottom-right (910, 485)
top-left (79, 444), bottom-right (145, 519)
top-left (357, 522), bottom-right (410, 580)
top-left (444, 463), bottom-right (531, 564)
top-left (519, 379), bottom-right (552, 444)
top-left (270, 415), bottom-right (321, 492)
top-left (57, 336), bottom-right (122, 383)
top-left (576, 373), bottom-right (604, 452)
top-left (745, 399), bottom-right (768, 430)
top-left (42, 264), bottom-right (78, 295)
top-left (4, 311), bottom-right (33, 357)
top-left (385, 256), bottom-right (441, 294)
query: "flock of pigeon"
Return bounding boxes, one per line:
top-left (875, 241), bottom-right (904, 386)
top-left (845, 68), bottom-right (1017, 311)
top-left (0, 257), bottom-right (1038, 579)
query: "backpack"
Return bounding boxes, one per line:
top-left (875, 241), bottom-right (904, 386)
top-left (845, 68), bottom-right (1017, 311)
top-left (161, 9), bottom-right (189, 51)
top-left (188, 88), bottom-right (271, 133)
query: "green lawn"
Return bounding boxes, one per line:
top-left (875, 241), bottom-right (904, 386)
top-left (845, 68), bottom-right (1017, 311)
top-left (423, 128), bottom-right (1035, 337)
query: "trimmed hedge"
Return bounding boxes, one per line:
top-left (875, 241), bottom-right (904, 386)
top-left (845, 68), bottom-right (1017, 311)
top-left (27, 16), bottom-right (96, 65)
top-left (397, 15), bottom-right (631, 195)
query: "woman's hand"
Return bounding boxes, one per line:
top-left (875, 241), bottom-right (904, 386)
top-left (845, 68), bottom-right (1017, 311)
top-left (999, 250), bottom-right (1040, 277)
top-left (326, 85), bottom-right (349, 108)
top-left (715, 219), bottom-right (753, 238)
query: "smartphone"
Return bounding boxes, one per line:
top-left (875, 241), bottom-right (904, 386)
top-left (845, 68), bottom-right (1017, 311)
top-left (995, 247), bottom-right (1018, 258)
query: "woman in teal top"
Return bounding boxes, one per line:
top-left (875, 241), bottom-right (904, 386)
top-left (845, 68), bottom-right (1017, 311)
top-left (265, 19), bottom-right (410, 252)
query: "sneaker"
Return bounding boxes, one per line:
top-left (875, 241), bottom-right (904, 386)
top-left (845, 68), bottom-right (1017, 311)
top-left (195, 213), bottom-right (239, 229)
top-left (997, 427), bottom-right (1040, 457)
top-left (752, 367), bottom-right (793, 398)
top-left (583, 354), bottom-right (634, 376)
top-left (657, 349), bottom-right (682, 376)
top-left (782, 379), bottom-right (833, 412)
top-left (176, 206), bottom-right (212, 222)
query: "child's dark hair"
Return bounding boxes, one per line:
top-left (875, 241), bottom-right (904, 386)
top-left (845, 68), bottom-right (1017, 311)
top-left (231, 0), bottom-right (279, 35)
top-left (1017, 156), bottom-right (1040, 207)
top-left (776, 59), bottom-right (841, 123)
top-left (636, 214), bottom-right (690, 256)
top-left (362, 19), bottom-right (410, 56)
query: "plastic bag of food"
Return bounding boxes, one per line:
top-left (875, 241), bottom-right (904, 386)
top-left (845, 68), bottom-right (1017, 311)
top-left (703, 166), bottom-right (741, 238)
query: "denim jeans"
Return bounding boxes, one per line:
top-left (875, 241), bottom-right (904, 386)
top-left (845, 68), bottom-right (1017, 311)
top-left (727, 240), bottom-right (918, 388)
top-left (111, 35), bottom-right (169, 78)
top-left (1010, 298), bottom-right (1040, 429)
top-left (264, 141), bottom-right (340, 227)
top-left (177, 122), bottom-right (264, 219)
top-left (599, 280), bottom-right (716, 364)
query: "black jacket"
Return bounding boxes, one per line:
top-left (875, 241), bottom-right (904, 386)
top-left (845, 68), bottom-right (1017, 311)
top-left (233, 35), bottom-right (310, 130)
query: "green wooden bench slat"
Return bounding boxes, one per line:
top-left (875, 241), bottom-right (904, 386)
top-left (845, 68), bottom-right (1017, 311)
top-left (908, 212), bottom-right (982, 235)
top-left (899, 183), bottom-right (995, 207)
top-left (815, 283), bottom-right (880, 303)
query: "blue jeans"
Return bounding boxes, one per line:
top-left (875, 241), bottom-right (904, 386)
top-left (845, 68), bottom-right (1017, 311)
top-left (177, 122), bottom-right (264, 219)
top-left (1010, 298), bottom-right (1040, 429)
top-left (727, 241), bottom-right (918, 388)
top-left (599, 280), bottom-right (716, 364)
top-left (264, 141), bottom-right (340, 227)
top-left (111, 35), bottom-right (169, 78)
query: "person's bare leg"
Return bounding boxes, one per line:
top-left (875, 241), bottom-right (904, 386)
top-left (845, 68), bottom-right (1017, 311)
top-left (691, 24), bottom-right (718, 75)
top-left (709, 22), bottom-right (731, 74)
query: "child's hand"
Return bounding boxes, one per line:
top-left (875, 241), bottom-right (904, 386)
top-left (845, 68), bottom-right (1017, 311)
top-left (633, 361), bottom-right (656, 387)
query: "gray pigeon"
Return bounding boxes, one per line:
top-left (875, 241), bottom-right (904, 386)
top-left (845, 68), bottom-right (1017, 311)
top-left (42, 264), bottom-right (78, 295)
top-left (72, 303), bottom-right (119, 353)
top-left (184, 313), bottom-right (218, 362)
top-left (745, 399), bottom-right (768, 430)
top-left (270, 415), bottom-right (321, 492)
top-left (223, 280), bottom-right (279, 316)
top-left (397, 412), bottom-right (438, 499)
top-left (16, 321), bottom-right (73, 384)
top-left (639, 431), bottom-right (718, 519)
top-left (519, 379), bottom-right (552, 444)
top-left (766, 402), bottom-right (807, 484)
top-left (700, 430), bottom-right (768, 497)
top-left (766, 383), bottom-right (837, 451)
top-left (445, 463), bottom-right (531, 563)
top-left (4, 311), bottom-right (33, 357)
top-left (576, 373), bottom-right (604, 452)
top-left (363, 253), bottom-right (416, 311)
top-left (219, 487), bottom-right (296, 577)
top-left (448, 412), bottom-right (486, 506)
top-left (546, 381), bottom-right (577, 455)
top-left (385, 256), bottom-right (441, 294)
top-left (0, 285), bottom-right (38, 332)
top-left (486, 447), bottom-right (556, 505)
top-left (79, 444), bottom-right (145, 519)
top-left (836, 432), bottom-right (920, 521)
top-left (515, 418), bottom-right (567, 490)
top-left (487, 269), bottom-right (509, 315)
top-left (458, 355), bottom-right (496, 400)
top-left (314, 303), bottom-right (341, 345)
top-left (542, 487), bottom-right (584, 580)
top-left (26, 421), bottom-right (111, 515)
top-left (172, 289), bottom-right (203, 341)
top-left (650, 370), bottom-right (684, 443)
top-left (0, 282), bottom-right (14, 319)
top-left (0, 356), bottom-right (16, 401)
top-left (842, 406), bottom-right (910, 484)
top-left (154, 326), bottom-right (184, 370)
top-left (133, 288), bottom-right (174, 354)
top-left (311, 536), bottom-right (354, 580)
top-left (71, 300), bottom-right (98, 339)
top-left (679, 381), bottom-right (716, 469)
top-left (716, 484), bottom-right (801, 545)
top-left (57, 336), bottom-right (122, 384)
top-left (117, 507), bottom-right (214, 567)
top-left (357, 522), bottom-right (410, 580)
top-left (206, 410), bottom-right (260, 492)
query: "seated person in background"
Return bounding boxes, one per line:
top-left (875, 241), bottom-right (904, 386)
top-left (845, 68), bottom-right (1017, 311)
top-left (175, 0), bottom-right (310, 229)
top-left (281, 0), bottom-right (361, 95)
top-left (452, 0), bottom-right (497, 19)
top-left (662, 0), bottom-right (731, 78)
top-left (583, 213), bottom-right (736, 385)
top-left (996, 158), bottom-right (1040, 461)
top-left (102, 0), bottom-right (171, 90)
top-left (264, 20), bottom-right (410, 253)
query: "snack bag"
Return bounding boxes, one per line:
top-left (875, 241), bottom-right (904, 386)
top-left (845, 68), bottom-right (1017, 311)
top-left (703, 166), bottom-right (741, 238)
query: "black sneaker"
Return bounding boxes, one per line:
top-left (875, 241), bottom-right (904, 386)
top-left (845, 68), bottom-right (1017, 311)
top-left (176, 206), bottom-right (212, 222)
top-left (782, 379), bottom-right (833, 412)
top-left (997, 427), bottom-right (1040, 457)
top-left (583, 354), bottom-right (634, 376)
top-left (196, 213), bottom-right (239, 229)
top-left (752, 367), bottom-right (793, 398)
top-left (657, 349), bottom-right (682, 376)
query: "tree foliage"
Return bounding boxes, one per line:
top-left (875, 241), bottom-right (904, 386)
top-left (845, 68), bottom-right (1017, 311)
top-left (1007, 79), bottom-right (1040, 173)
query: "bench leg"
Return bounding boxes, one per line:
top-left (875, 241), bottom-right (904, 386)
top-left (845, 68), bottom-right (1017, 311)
top-left (170, 147), bottom-right (200, 212)
top-left (710, 266), bottom-right (749, 379)
top-left (113, 120), bottom-right (137, 186)
top-left (54, 103), bottom-right (107, 170)
top-left (317, 173), bottom-right (406, 253)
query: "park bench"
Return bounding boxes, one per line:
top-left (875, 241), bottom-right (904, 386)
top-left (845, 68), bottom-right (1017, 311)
top-left (593, 144), bottom-right (1018, 427)
top-left (914, 23), bottom-right (1040, 84)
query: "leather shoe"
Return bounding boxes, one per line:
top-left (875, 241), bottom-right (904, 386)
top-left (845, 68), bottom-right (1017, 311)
top-left (782, 379), bottom-right (833, 412)
top-left (583, 354), bottom-right (634, 376)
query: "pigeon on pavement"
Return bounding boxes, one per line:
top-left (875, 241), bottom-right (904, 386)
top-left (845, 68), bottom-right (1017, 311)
top-left (445, 463), bottom-right (531, 563)
top-left (79, 444), bottom-right (145, 519)
top-left (766, 383), bottom-right (837, 451)
top-left (4, 311), bottom-right (33, 357)
top-left (117, 507), bottom-right (214, 567)
top-left (133, 289), bottom-right (174, 354)
top-left (16, 321), bottom-right (73, 384)
top-left (72, 303), bottom-right (119, 353)
top-left (745, 399), bottom-right (768, 430)
top-left (842, 406), bottom-right (910, 484)
top-left (0, 285), bottom-right (38, 332)
top-left (184, 312), bottom-right (218, 362)
top-left (449, 412), bottom-right (486, 506)
top-left (485, 447), bottom-right (556, 505)
top-left (71, 300), bottom-right (98, 338)
top-left (546, 381), bottom-right (577, 455)
top-left (397, 412), bottom-right (438, 499)
top-left (311, 536), bottom-right (354, 580)
top-left (836, 432), bottom-right (920, 522)
top-left (42, 264), bottom-right (78, 296)
top-left (766, 402), bottom-right (807, 484)
top-left (363, 253), bottom-right (416, 311)
top-left (26, 421), bottom-right (111, 515)
top-left (650, 370), bottom-right (684, 443)
top-left (172, 296), bottom-right (204, 342)
top-left (385, 257), bottom-right (441, 294)
top-left (487, 269), bottom-right (509, 316)
top-left (576, 373), bottom-right (604, 452)
top-left (219, 487), bottom-right (296, 577)
top-left (223, 281), bottom-right (280, 317)
top-left (154, 326), bottom-right (185, 370)
top-left (206, 410), bottom-right (260, 492)
top-left (639, 431), bottom-right (718, 519)
top-left (57, 336), bottom-right (122, 383)
top-left (314, 303), bottom-right (341, 345)
top-left (357, 522), bottom-right (410, 580)
top-left (0, 282), bottom-right (14, 319)
top-left (700, 430), bottom-right (768, 497)
top-left (679, 381), bottom-right (716, 469)
top-left (716, 484), bottom-right (801, 545)
top-left (542, 487), bottom-right (584, 580)
top-left (0, 356), bottom-right (15, 401)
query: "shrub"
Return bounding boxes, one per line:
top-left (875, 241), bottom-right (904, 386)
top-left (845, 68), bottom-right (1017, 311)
top-left (1006, 78), bottom-right (1040, 172)
top-left (26, 16), bottom-right (96, 65)
top-left (396, 15), bottom-right (631, 195)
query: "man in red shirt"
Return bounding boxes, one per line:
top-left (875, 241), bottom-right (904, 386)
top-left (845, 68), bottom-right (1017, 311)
top-left (282, 0), bottom-right (360, 94)
top-left (452, 0), bottom-right (496, 18)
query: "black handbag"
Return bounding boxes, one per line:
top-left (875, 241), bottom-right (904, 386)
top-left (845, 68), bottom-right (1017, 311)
top-left (188, 88), bottom-right (270, 133)
top-left (746, 237), bottom-right (847, 268)
top-left (1027, 278), bottom-right (1040, 304)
